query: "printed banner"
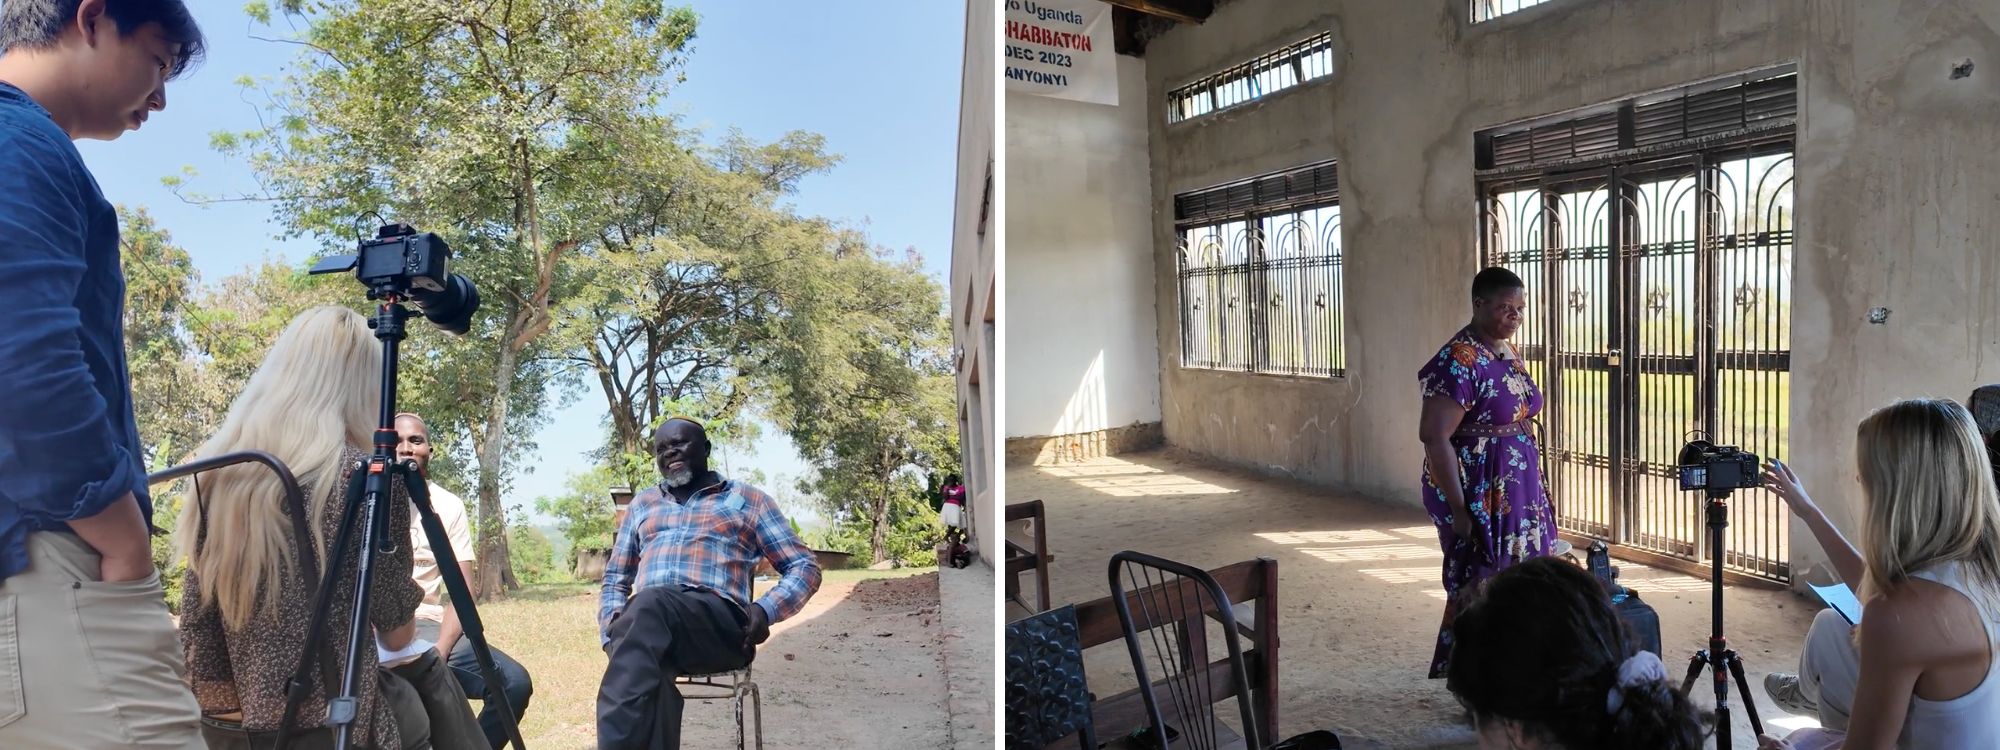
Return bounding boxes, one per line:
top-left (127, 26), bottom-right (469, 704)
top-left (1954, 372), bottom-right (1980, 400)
top-left (1003, 0), bottom-right (1117, 106)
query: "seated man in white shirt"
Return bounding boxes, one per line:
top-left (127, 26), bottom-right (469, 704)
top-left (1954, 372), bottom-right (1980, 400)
top-left (395, 413), bottom-right (537, 749)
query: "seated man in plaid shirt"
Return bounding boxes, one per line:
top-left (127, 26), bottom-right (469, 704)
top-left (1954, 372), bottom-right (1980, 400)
top-left (596, 417), bottom-right (823, 750)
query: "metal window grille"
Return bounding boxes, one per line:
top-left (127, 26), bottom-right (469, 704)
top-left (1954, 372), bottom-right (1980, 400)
top-left (1472, 0), bottom-right (1556, 23)
top-left (1477, 69), bottom-right (1796, 583)
top-left (1176, 161), bottom-right (1345, 378)
top-left (1166, 33), bottom-right (1334, 124)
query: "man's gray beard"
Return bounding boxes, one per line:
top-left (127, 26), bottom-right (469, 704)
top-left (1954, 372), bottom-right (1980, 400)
top-left (663, 465), bottom-right (695, 488)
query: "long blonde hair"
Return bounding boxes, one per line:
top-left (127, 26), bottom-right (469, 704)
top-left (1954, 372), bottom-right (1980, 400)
top-left (1856, 398), bottom-right (2000, 600)
top-left (176, 305), bottom-right (381, 630)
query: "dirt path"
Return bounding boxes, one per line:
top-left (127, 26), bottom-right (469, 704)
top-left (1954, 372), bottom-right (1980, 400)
top-left (480, 571), bottom-right (951, 749)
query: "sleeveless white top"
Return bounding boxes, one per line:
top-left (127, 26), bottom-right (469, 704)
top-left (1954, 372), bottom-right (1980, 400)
top-left (1901, 561), bottom-right (2000, 749)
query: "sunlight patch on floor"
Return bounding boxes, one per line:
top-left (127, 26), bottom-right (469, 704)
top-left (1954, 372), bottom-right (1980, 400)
top-left (1038, 463), bottom-right (1164, 478)
top-left (1616, 575), bottom-right (1713, 593)
top-left (1068, 474), bottom-right (1237, 497)
top-left (1358, 567), bottom-right (1438, 586)
top-left (1299, 544), bottom-right (1443, 564)
top-left (1255, 529), bottom-right (1399, 545)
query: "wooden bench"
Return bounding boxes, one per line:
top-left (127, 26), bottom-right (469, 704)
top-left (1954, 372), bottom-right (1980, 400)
top-left (1042, 557), bottom-right (1280, 749)
top-left (1006, 500), bottom-right (1054, 612)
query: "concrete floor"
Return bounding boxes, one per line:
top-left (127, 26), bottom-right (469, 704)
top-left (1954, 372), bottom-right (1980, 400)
top-left (1007, 449), bottom-right (1825, 749)
top-left (940, 560), bottom-right (997, 749)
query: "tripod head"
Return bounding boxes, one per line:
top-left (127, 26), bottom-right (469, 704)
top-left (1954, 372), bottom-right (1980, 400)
top-left (275, 235), bottom-right (524, 749)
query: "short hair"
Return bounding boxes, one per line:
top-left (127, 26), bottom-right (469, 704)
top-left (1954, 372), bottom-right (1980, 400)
top-left (1472, 266), bottom-right (1525, 300)
top-left (0, 0), bottom-right (206, 79)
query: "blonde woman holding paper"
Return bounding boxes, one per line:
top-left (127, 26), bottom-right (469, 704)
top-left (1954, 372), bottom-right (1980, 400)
top-left (1758, 398), bottom-right (2000, 750)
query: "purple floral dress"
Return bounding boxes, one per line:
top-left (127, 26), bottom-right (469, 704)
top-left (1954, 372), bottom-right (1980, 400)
top-left (1419, 326), bottom-right (1556, 678)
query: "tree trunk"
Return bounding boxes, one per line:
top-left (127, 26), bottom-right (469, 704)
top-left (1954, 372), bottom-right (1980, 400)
top-left (869, 487), bottom-right (890, 564)
top-left (498, 530), bottom-right (519, 590)
top-left (868, 445), bottom-right (893, 563)
top-left (474, 311), bottom-right (523, 600)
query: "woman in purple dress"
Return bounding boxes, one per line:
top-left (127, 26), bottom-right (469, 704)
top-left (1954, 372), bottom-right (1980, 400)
top-left (1418, 267), bottom-right (1557, 678)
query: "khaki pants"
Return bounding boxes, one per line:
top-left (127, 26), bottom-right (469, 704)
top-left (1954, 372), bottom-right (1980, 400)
top-left (0, 531), bottom-right (206, 749)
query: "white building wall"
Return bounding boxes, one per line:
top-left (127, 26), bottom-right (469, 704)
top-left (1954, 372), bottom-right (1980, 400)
top-left (1003, 56), bottom-right (1162, 446)
top-left (950, 0), bottom-right (997, 563)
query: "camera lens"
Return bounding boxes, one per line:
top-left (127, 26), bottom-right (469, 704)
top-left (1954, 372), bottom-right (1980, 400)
top-left (410, 274), bottom-right (480, 335)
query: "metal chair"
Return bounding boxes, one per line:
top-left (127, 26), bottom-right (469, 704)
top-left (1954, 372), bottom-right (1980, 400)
top-left (676, 667), bottom-right (762, 750)
top-left (1109, 551), bottom-right (1263, 750)
top-left (1005, 605), bottom-right (1096, 750)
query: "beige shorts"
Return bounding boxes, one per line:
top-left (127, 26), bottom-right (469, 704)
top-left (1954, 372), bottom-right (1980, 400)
top-left (0, 531), bottom-right (205, 749)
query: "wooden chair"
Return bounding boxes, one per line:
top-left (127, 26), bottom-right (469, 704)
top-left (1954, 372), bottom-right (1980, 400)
top-left (1041, 557), bottom-right (1280, 750)
top-left (1006, 500), bottom-right (1055, 612)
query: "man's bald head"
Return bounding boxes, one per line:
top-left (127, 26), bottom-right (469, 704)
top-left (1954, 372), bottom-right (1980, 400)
top-left (654, 418), bottom-right (712, 489)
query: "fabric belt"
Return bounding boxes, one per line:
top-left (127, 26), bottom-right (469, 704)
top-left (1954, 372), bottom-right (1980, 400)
top-left (1455, 420), bottom-right (1531, 439)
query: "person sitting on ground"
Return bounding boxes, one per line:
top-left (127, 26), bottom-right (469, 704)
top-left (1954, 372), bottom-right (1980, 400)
top-left (597, 417), bottom-right (824, 750)
top-left (1759, 398), bottom-right (2000, 749)
top-left (391, 412), bottom-right (535, 749)
top-left (1447, 556), bottom-right (1708, 750)
top-left (175, 306), bottom-right (429, 749)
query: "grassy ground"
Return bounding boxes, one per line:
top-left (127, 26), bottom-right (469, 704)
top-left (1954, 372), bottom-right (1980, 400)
top-left (468, 566), bottom-right (941, 747)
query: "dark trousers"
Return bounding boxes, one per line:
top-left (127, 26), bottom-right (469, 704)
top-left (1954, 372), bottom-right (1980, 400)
top-left (415, 621), bottom-right (535, 749)
top-left (597, 586), bottom-right (755, 750)
top-left (391, 650), bottom-right (487, 750)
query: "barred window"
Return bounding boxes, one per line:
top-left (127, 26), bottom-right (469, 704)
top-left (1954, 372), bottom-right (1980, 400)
top-left (1166, 33), bottom-right (1333, 124)
top-left (1176, 161), bottom-right (1346, 377)
top-left (1472, 0), bottom-right (1555, 23)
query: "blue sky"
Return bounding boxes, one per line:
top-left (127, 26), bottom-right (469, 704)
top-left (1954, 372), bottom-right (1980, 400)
top-left (77, 1), bottom-right (966, 525)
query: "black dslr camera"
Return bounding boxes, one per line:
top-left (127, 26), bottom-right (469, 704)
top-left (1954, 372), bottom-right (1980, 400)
top-left (310, 223), bottom-right (479, 334)
top-left (1677, 438), bottom-right (1763, 493)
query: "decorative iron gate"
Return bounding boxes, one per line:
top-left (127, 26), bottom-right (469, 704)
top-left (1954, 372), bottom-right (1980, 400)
top-left (1476, 70), bottom-right (1796, 582)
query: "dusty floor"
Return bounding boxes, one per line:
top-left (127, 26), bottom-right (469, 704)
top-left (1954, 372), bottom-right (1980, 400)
top-left (1007, 449), bottom-right (1825, 749)
top-left (478, 571), bottom-right (957, 749)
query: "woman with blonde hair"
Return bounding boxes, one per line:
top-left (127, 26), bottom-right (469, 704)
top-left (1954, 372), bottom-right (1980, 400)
top-left (1759, 398), bottom-right (2000, 749)
top-left (175, 305), bottom-right (427, 749)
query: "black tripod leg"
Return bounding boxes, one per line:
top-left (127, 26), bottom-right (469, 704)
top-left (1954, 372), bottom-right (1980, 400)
top-left (407, 469), bottom-right (528, 750)
top-left (1680, 649), bottom-right (1708, 696)
top-left (277, 463), bottom-right (369, 749)
top-left (1726, 650), bottom-right (1763, 737)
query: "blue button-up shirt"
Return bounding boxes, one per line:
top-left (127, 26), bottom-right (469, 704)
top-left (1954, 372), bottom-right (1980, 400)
top-left (0, 82), bottom-right (151, 583)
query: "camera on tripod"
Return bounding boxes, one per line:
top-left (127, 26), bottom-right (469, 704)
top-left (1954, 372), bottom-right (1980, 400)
top-left (1677, 438), bottom-right (1763, 494)
top-left (309, 223), bottom-right (479, 334)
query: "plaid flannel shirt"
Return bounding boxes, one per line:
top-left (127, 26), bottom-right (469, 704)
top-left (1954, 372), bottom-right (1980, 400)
top-left (598, 478), bottom-right (822, 645)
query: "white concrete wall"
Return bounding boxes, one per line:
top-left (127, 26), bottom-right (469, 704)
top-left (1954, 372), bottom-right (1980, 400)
top-left (1136, 0), bottom-right (2000, 584)
top-left (1004, 56), bottom-right (1163, 440)
top-left (950, 0), bottom-right (997, 564)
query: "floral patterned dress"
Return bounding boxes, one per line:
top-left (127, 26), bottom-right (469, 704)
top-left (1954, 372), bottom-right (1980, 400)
top-left (1419, 326), bottom-right (1556, 678)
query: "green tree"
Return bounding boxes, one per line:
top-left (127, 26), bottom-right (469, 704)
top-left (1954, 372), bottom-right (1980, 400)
top-left (535, 464), bottom-right (620, 554)
top-left (508, 524), bottom-right (559, 584)
top-left (562, 126), bottom-right (839, 472)
top-left (773, 249), bottom-right (959, 564)
top-left (206, 0), bottom-right (701, 599)
top-left (118, 206), bottom-right (227, 470)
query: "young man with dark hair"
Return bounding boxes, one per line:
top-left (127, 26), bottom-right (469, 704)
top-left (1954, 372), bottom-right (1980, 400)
top-left (0, 1), bottom-right (207, 747)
